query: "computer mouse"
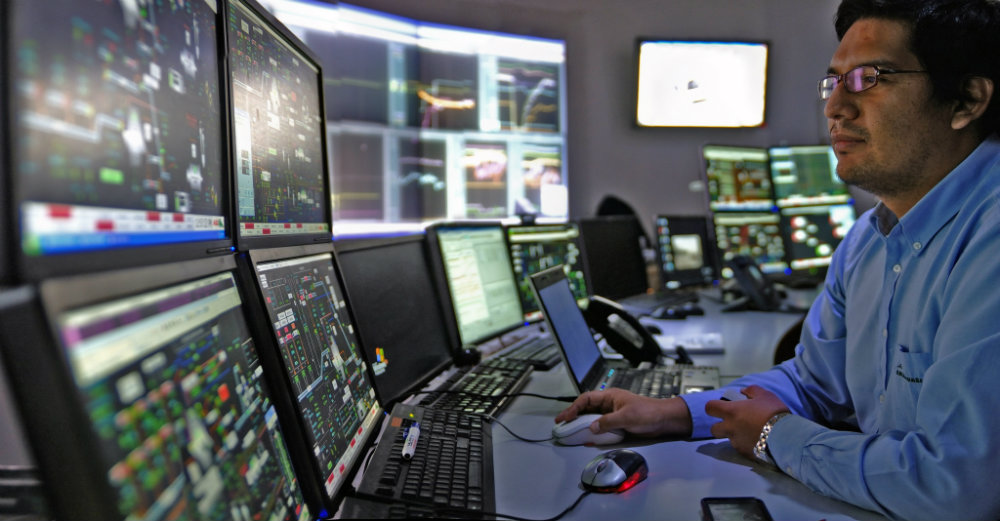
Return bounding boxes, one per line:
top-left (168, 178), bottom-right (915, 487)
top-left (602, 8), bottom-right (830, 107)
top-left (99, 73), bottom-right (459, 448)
top-left (552, 413), bottom-right (625, 446)
top-left (580, 449), bottom-right (648, 493)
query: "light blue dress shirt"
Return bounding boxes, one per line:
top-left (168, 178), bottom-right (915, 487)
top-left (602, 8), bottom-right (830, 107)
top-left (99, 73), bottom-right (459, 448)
top-left (681, 135), bottom-right (1000, 520)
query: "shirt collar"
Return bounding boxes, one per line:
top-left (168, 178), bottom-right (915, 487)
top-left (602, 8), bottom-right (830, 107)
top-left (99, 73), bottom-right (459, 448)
top-left (868, 134), bottom-right (1000, 246)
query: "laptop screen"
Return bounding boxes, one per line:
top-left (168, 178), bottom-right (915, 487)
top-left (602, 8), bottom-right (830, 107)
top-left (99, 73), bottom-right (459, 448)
top-left (530, 266), bottom-right (602, 393)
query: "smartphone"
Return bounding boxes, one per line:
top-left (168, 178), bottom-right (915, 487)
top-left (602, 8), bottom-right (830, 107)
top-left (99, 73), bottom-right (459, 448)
top-left (701, 497), bottom-right (774, 521)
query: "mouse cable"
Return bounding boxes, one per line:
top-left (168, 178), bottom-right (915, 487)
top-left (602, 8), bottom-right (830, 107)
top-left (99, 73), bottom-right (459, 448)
top-left (478, 413), bottom-right (554, 443)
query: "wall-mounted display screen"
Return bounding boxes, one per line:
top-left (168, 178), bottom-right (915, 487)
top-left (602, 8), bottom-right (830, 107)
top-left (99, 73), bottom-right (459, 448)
top-left (265, 1), bottom-right (569, 235)
top-left (636, 39), bottom-right (768, 128)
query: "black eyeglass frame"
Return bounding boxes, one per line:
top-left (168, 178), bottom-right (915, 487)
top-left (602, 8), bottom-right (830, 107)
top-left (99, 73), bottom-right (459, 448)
top-left (818, 65), bottom-right (927, 100)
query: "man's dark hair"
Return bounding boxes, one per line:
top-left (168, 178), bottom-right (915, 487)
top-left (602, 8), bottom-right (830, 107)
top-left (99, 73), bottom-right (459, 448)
top-left (835, 0), bottom-right (1000, 136)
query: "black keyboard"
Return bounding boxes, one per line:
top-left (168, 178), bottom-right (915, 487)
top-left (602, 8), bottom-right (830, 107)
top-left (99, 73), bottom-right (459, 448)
top-left (620, 289), bottom-right (698, 314)
top-left (417, 358), bottom-right (532, 416)
top-left (612, 368), bottom-right (680, 398)
top-left (354, 403), bottom-right (494, 515)
top-left (494, 333), bottom-right (561, 370)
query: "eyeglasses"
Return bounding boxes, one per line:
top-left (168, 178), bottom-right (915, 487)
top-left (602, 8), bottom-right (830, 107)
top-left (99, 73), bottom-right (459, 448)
top-left (818, 65), bottom-right (927, 100)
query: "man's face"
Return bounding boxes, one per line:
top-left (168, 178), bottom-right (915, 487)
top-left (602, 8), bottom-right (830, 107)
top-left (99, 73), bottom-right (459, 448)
top-left (825, 18), bottom-right (956, 199)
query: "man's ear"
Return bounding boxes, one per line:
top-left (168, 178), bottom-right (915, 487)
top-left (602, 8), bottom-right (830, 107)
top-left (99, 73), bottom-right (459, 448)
top-left (952, 76), bottom-right (994, 130)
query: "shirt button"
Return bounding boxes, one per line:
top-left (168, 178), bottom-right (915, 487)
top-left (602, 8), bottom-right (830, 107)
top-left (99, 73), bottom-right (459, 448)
top-left (893, 264), bottom-right (902, 273)
top-left (882, 329), bottom-right (888, 337)
top-left (880, 394), bottom-right (886, 403)
top-left (785, 466), bottom-right (793, 474)
top-left (913, 242), bottom-right (922, 250)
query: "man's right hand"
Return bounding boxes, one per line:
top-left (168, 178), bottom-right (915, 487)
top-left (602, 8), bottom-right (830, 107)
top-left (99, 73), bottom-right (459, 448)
top-left (554, 388), bottom-right (694, 438)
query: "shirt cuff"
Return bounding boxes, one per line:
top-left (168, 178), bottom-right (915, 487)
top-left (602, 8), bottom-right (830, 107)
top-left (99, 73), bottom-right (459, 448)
top-left (763, 413), bottom-right (824, 477)
top-left (680, 388), bottom-right (726, 439)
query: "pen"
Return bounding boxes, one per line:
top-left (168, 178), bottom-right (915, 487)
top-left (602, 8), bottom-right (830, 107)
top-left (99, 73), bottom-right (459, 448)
top-left (401, 423), bottom-right (420, 460)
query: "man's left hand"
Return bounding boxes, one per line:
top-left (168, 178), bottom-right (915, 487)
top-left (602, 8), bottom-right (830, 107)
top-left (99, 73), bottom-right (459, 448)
top-left (704, 385), bottom-right (790, 458)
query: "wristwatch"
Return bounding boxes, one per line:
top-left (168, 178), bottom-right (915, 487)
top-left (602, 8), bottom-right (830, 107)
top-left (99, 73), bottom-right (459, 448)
top-left (753, 411), bottom-right (791, 466)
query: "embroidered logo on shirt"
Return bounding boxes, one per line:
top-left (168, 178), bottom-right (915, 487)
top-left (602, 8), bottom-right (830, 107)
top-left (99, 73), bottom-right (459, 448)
top-left (895, 364), bottom-right (923, 384)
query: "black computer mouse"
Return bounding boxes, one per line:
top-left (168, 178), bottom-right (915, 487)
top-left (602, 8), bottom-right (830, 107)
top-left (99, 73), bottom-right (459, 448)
top-left (580, 449), bottom-right (648, 493)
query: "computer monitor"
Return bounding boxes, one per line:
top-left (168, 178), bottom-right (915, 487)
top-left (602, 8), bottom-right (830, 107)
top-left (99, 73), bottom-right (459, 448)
top-left (7, 0), bottom-right (232, 280)
top-left (769, 145), bottom-right (851, 208)
top-left (578, 216), bottom-right (649, 300)
top-left (10, 257), bottom-right (310, 520)
top-left (654, 215), bottom-right (718, 288)
top-left (226, 0), bottom-right (331, 249)
top-left (702, 145), bottom-right (775, 212)
top-left (712, 211), bottom-right (788, 274)
top-left (426, 222), bottom-right (525, 346)
top-left (334, 234), bottom-right (455, 406)
top-left (240, 245), bottom-right (381, 514)
top-left (505, 222), bottom-right (590, 321)
top-left (780, 203), bottom-right (857, 272)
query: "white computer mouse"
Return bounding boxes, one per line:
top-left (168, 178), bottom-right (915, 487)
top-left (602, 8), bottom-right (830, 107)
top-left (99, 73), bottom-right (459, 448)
top-left (552, 413), bottom-right (625, 446)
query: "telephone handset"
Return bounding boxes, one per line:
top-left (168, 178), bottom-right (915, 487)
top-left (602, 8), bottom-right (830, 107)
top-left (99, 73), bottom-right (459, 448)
top-left (580, 295), bottom-right (660, 367)
top-left (723, 255), bottom-right (806, 313)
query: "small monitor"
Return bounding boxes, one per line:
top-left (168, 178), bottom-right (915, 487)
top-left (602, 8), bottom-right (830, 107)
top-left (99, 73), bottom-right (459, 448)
top-left (30, 257), bottom-right (311, 519)
top-left (428, 223), bottom-right (525, 345)
top-left (654, 215), bottom-right (718, 288)
top-left (780, 203), bottom-right (857, 272)
top-left (242, 245), bottom-right (381, 512)
top-left (505, 222), bottom-right (590, 321)
top-left (769, 145), bottom-right (851, 208)
top-left (226, 0), bottom-right (331, 248)
top-left (712, 211), bottom-right (788, 274)
top-left (334, 234), bottom-right (454, 406)
top-left (635, 39), bottom-right (768, 128)
top-left (8, 0), bottom-right (231, 279)
top-left (702, 145), bottom-right (775, 212)
top-left (578, 216), bottom-right (648, 300)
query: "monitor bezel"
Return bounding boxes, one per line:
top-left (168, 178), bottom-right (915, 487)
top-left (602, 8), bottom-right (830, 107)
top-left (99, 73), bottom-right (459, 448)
top-left (333, 232), bottom-right (455, 407)
top-left (653, 214), bottom-right (720, 289)
top-left (222, 0), bottom-right (334, 252)
top-left (503, 221), bottom-right (593, 322)
top-left (1, 255), bottom-right (252, 520)
top-left (425, 220), bottom-right (527, 348)
top-left (700, 143), bottom-right (777, 213)
top-left (633, 37), bottom-right (769, 129)
top-left (3, 0), bottom-right (236, 283)
top-left (236, 243), bottom-right (382, 514)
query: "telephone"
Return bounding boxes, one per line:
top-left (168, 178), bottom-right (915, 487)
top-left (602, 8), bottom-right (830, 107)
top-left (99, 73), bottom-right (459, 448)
top-left (723, 255), bottom-right (806, 313)
top-left (580, 295), bottom-right (661, 367)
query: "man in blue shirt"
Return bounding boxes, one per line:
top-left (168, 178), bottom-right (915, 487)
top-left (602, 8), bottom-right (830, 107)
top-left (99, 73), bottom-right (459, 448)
top-left (556, 1), bottom-right (1000, 518)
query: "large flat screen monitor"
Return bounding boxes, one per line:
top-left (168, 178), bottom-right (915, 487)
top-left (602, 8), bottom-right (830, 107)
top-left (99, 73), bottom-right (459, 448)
top-left (654, 215), bottom-right (718, 288)
top-left (226, 0), bottom-right (331, 248)
top-left (334, 234), bottom-right (454, 406)
top-left (635, 39), bottom-right (768, 128)
top-left (427, 222), bottom-right (525, 346)
top-left (241, 245), bottom-right (381, 514)
top-left (702, 145), bottom-right (775, 212)
top-left (712, 211), bottom-right (788, 274)
top-left (506, 222), bottom-right (590, 321)
top-left (769, 145), bottom-right (851, 208)
top-left (8, 0), bottom-right (232, 280)
top-left (20, 257), bottom-right (311, 520)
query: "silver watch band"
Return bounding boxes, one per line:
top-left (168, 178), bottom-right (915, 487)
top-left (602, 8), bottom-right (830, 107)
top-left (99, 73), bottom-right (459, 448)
top-left (753, 411), bottom-right (791, 466)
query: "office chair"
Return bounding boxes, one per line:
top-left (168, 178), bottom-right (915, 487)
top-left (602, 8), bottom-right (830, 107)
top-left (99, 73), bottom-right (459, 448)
top-left (772, 316), bottom-right (804, 365)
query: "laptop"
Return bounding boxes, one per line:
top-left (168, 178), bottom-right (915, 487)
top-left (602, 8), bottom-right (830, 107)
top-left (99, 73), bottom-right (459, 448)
top-left (530, 265), bottom-right (720, 397)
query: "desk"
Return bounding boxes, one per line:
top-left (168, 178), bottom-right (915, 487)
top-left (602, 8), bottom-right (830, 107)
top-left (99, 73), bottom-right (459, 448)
top-left (492, 368), bottom-right (885, 521)
top-left (642, 288), bottom-right (819, 378)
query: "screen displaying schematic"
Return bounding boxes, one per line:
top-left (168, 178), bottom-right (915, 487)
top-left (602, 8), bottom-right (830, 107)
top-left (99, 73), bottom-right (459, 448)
top-left (11, 0), bottom-right (227, 257)
top-left (227, 0), bottom-right (329, 240)
top-left (253, 253), bottom-right (380, 499)
top-left (54, 271), bottom-right (310, 520)
top-left (506, 223), bottom-right (589, 320)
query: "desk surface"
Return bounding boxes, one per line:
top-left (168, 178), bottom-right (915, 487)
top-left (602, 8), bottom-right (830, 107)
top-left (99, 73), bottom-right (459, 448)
top-left (493, 367), bottom-right (885, 521)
